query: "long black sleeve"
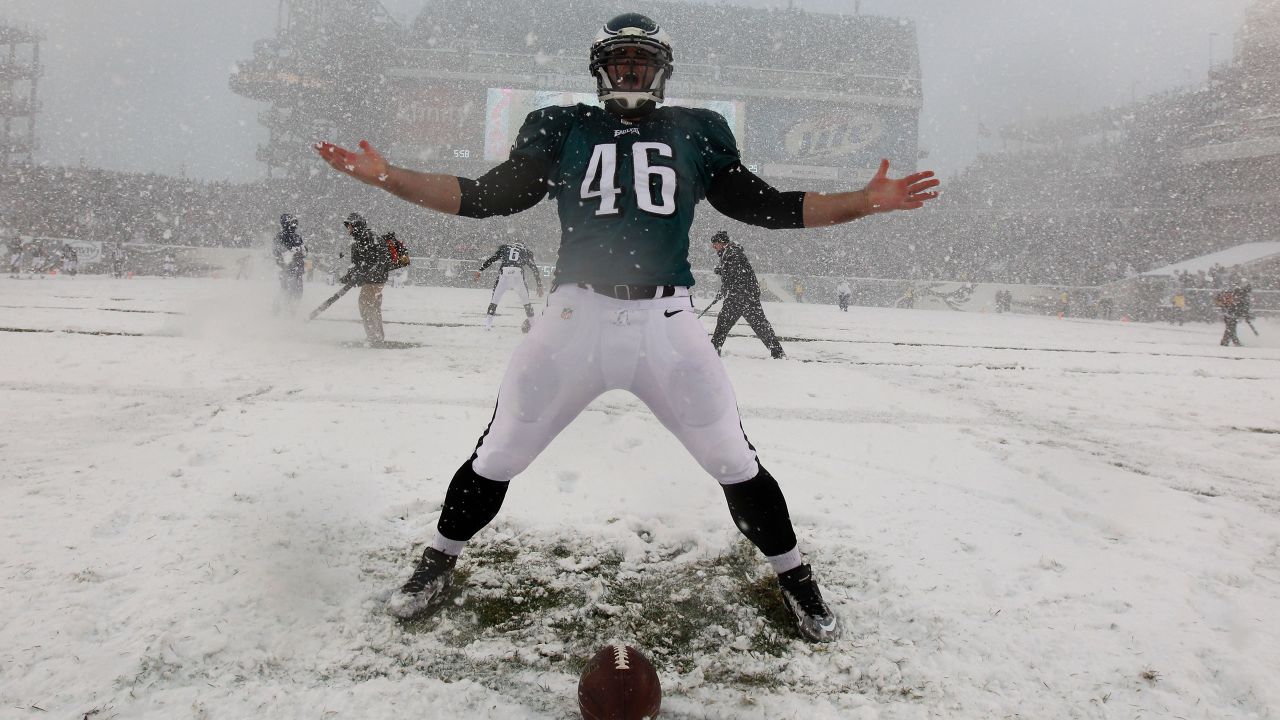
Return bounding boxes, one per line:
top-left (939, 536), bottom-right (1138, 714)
top-left (478, 250), bottom-right (502, 272)
top-left (705, 162), bottom-right (806, 230)
top-left (457, 155), bottom-right (551, 218)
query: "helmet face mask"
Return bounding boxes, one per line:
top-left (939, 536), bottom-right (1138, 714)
top-left (590, 14), bottom-right (673, 118)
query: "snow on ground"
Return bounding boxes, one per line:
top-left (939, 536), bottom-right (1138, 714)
top-left (1, 275), bottom-right (1278, 720)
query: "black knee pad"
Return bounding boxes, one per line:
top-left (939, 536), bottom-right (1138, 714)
top-left (720, 464), bottom-right (797, 557)
top-left (437, 460), bottom-right (510, 542)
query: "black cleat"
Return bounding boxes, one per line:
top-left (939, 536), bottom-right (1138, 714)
top-left (387, 547), bottom-right (457, 619)
top-left (777, 563), bottom-right (841, 642)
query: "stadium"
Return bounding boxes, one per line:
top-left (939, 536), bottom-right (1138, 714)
top-left (1, 0), bottom-right (1277, 316)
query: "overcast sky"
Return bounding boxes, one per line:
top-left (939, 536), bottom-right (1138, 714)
top-left (3, 0), bottom-right (1255, 182)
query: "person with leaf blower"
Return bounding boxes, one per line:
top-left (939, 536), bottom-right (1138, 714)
top-left (340, 212), bottom-right (391, 346)
top-left (708, 231), bottom-right (785, 359)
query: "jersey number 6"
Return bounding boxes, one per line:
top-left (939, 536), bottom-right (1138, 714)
top-left (581, 142), bottom-right (676, 217)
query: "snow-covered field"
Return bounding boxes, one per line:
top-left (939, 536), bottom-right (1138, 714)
top-left (2, 275), bottom-right (1278, 720)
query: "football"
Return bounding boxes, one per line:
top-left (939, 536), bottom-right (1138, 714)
top-left (577, 644), bottom-right (662, 720)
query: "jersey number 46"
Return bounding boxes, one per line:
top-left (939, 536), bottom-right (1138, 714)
top-left (581, 142), bottom-right (676, 217)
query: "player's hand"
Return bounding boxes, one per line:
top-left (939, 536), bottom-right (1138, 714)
top-left (314, 139), bottom-right (391, 186)
top-left (863, 159), bottom-right (939, 213)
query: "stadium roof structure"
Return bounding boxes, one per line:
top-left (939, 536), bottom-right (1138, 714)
top-left (0, 22), bottom-right (41, 167)
top-left (0, 25), bottom-right (43, 45)
top-left (1141, 241), bottom-right (1280, 276)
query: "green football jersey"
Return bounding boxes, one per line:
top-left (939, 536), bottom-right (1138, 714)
top-left (509, 103), bottom-right (740, 287)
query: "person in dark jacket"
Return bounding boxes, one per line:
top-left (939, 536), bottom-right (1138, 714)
top-left (708, 231), bottom-right (785, 359)
top-left (273, 213), bottom-right (307, 315)
top-left (1216, 285), bottom-right (1251, 347)
top-left (340, 212), bottom-right (391, 344)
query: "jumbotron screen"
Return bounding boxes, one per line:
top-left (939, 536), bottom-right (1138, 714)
top-left (482, 88), bottom-right (746, 161)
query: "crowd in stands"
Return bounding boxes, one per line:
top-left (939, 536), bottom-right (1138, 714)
top-left (0, 162), bottom-right (568, 279)
top-left (7, 43), bottom-right (1280, 297)
top-left (1174, 263), bottom-right (1253, 291)
top-left (5, 155), bottom-right (1277, 295)
top-left (3, 165), bottom-right (269, 248)
top-left (409, 0), bottom-right (918, 78)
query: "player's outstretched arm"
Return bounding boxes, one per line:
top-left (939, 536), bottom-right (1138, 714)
top-left (314, 140), bottom-right (463, 215)
top-left (803, 159), bottom-right (939, 228)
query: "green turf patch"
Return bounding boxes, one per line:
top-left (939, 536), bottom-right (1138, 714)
top-left (394, 528), bottom-right (799, 688)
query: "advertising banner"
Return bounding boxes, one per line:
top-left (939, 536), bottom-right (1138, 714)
top-left (391, 82), bottom-right (485, 160)
top-left (744, 100), bottom-right (918, 174)
top-left (66, 239), bottom-right (103, 265)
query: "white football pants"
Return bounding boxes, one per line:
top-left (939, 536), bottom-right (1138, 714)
top-left (489, 266), bottom-right (532, 308)
top-left (471, 284), bottom-right (760, 485)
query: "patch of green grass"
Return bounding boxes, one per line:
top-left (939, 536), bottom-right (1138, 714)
top-left (470, 583), bottom-right (569, 630)
top-left (389, 531), bottom-right (804, 690)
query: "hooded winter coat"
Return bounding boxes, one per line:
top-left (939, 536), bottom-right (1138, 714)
top-left (713, 241), bottom-right (761, 300)
top-left (345, 223), bottom-right (391, 285)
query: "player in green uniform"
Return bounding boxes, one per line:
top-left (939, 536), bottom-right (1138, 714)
top-left (317, 12), bottom-right (938, 642)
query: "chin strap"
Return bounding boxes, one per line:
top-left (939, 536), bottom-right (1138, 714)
top-left (605, 98), bottom-right (658, 119)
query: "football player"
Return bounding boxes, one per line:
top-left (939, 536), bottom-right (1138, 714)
top-left (316, 12), bottom-right (938, 642)
top-left (475, 240), bottom-right (543, 332)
